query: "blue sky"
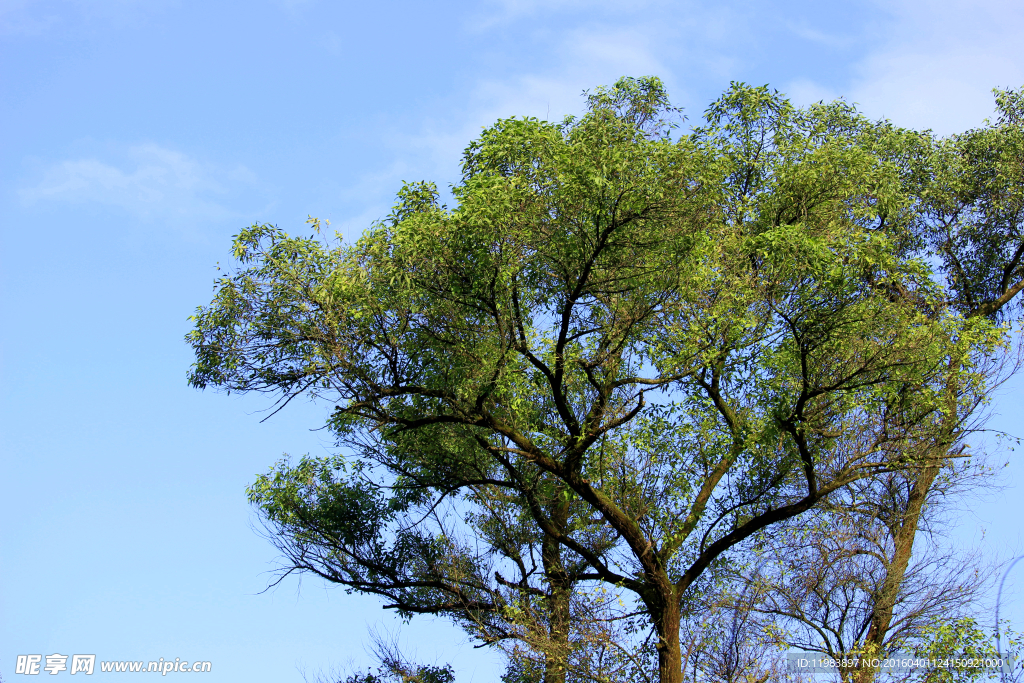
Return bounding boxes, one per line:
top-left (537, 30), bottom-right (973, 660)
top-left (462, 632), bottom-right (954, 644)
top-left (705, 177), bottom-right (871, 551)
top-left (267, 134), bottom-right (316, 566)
top-left (2, 0), bottom-right (1023, 680)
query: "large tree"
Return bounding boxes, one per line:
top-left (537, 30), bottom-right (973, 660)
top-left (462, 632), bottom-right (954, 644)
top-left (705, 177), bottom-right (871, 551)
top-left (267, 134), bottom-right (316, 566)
top-left (695, 85), bottom-right (1024, 683)
top-left (774, 84), bottom-right (1024, 683)
top-left (189, 78), bottom-right (1004, 683)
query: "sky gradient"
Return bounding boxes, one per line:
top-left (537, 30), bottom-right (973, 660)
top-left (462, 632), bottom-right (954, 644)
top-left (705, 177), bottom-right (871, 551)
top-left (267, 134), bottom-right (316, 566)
top-left (3, 1), bottom-right (1024, 681)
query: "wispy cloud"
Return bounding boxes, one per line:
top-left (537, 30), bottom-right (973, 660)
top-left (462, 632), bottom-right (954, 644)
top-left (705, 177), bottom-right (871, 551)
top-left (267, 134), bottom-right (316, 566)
top-left (311, 21), bottom-right (680, 231)
top-left (0, 0), bottom-right (171, 36)
top-left (784, 20), bottom-right (859, 50)
top-left (19, 144), bottom-right (265, 223)
top-left (391, 24), bottom-right (677, 180)
top-left (468, 0), bottom-right (659, 30)
top-left (785, 78), bottom-right (843, 107)
top-left (0, 0), bottom-right (63, 35)
top-left (786, 0), bottom-right (1024, 133)
top-left (334, 5), bottom-right (728, 215)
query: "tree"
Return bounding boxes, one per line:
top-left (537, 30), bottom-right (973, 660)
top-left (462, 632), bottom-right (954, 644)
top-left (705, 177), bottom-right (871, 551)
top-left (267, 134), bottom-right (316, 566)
top-left (864, 84), bottom-right (1024, 666)
top-left (747, 466), bottom-right (994, 682)
top-left (710, 85), bottom-right (1024, 683)
top-left (189, 78), bottom-right (1003, 683)
top-left (912, 617), bottom-right (1023, 683)
top-left (249, 452), bottom-right (629, 683)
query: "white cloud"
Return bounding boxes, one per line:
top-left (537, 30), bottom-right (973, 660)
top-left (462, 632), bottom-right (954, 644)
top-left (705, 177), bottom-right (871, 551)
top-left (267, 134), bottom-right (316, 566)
top-left (394, 25), bottom-right (677, 179)
top-left (787, 0), bottom-right (1024, 134)
top-left (19, 144), bottom-right (263, 223)
top-left (469, 0), bottom-right (657, 30)
top-left (785, 78), bottom-right (842, 107)
top-left (0, 0), bottom-right (173, 36)
top-left (784, 20), bottom-right (859, 50)
top-left (0, 0), bottom-right (61, 35)
top-left (320, 23), bottom-right (679, 230)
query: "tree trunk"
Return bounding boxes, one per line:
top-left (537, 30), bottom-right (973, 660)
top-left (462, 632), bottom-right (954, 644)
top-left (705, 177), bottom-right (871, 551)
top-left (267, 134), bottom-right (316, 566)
top-left (854, 353), bottom-right (966, 683)
top-left (542, 537), bottom-right (571, 683)
top-left (852, 464), bottom-right (939, 683)
top-left (541, 497), bottom-right (572, 683)
top-left (650, 587), bottom-right (683, 683)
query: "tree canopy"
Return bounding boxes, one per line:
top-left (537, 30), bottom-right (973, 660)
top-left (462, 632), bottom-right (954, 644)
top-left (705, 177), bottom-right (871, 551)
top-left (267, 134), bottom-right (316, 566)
top-left (188, 77), bottom-right (1022, 683)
